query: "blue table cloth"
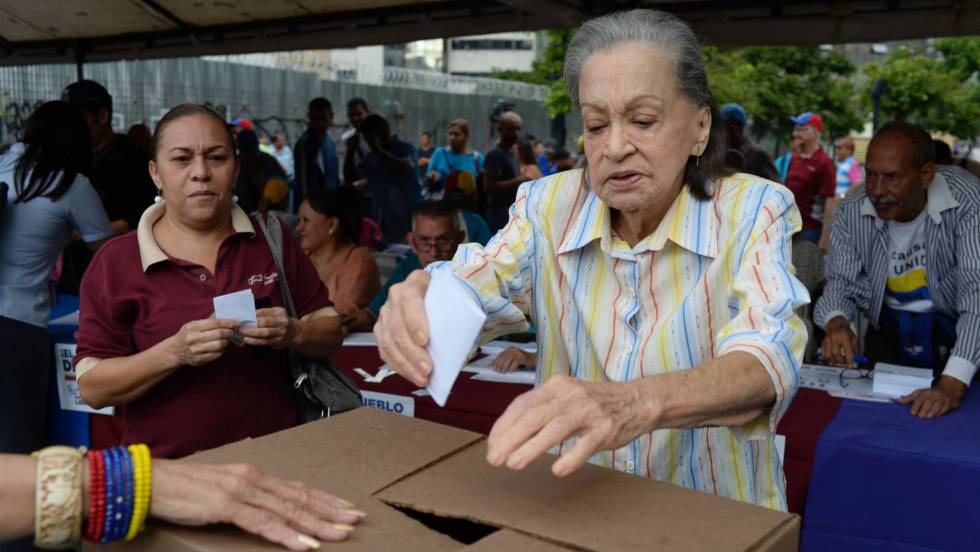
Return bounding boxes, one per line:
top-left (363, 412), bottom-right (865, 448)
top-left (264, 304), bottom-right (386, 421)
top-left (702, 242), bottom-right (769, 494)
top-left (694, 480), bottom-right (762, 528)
top-left (802, 385), bottom-right (980, 551)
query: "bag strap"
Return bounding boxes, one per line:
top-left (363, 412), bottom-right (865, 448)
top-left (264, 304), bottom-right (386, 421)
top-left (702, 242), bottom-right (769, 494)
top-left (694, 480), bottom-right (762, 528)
top-left (254, 215), bottom-right (298, 319)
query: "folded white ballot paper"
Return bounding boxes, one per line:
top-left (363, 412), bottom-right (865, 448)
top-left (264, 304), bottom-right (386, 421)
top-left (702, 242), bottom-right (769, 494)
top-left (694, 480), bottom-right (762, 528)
top-left (213, 289), bottom-right (257, 327)
top-left (424, 271), bottom-right (487, 406)
top-left (872, 363), bottom-right (934, 398)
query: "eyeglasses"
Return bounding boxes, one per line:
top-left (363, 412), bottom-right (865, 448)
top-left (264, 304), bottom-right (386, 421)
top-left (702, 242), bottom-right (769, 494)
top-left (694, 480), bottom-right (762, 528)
top-left (839, 368), bottom-right (872, 389)
top-left (414, 235), bottom-right (457, 251)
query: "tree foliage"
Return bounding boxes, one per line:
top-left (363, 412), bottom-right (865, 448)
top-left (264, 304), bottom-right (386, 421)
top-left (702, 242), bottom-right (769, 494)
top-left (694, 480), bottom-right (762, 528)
top-left (864, 45), bottom-right (980, 139)
top-left (489, 29), bottom-right (573, 118)
top-left (704, 46), bottom-right (863, 143)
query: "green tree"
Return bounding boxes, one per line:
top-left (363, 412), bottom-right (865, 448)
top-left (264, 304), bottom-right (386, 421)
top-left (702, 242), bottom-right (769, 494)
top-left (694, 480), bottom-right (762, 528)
top-left (489, 29), bottom-right (573, 118)
top-left (704, 46), bottom-right (863, 144)
top-left (864, 46), bottom-right (980, 139)
top-left (934, 36), bottom-right (980, 82)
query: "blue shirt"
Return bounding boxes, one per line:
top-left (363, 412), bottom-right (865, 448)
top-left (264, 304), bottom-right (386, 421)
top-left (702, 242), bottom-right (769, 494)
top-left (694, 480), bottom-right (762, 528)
top-left (368, 252), bottom-right (422, 315)
top-left (0, 143), bottom-right (113, 327)
top-left (359, 136), bottom-right (421, 242)
top-left (320, 136), bottom-right (340, 189)
top-left (426, 147), bottom-right (484, 189)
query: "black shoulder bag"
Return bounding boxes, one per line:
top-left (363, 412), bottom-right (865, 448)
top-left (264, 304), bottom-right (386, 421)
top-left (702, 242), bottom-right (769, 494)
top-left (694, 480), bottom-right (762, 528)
top-left (255, 215), bottom-right (363, 422)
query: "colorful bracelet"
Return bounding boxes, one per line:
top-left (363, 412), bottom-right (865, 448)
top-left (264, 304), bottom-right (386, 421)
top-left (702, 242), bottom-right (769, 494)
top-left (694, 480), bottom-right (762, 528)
top-left (125, 444), bottom-right (151, 540)
top-left (32, 446), bottom-right (84, 550)
top-left (100, 447), bottom-right (117, 544)
top-left (84, 450), bottom-right (105, 543)
top-left (114, 448), bottom-right (135, 542)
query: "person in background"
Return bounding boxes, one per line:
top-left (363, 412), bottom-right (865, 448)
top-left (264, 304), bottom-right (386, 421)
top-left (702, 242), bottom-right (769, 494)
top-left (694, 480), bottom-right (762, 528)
top-left (0, 447), bottom-right (362, 550)
top-left (230, 118), bottom-right (255, 137)
top-left (235, 129), bottom-right (287, 214)
top-left (255, 178), bottom-right (298, 235)
top-left (484, 111), bottom-right (531, 232)
top-left (58, 80), bottom-right (157, 293)
top-left (425, 119), bottom-right (484, 200)
top-left (293, 97), bottom-right (339, 210)
top-left (342, 97), bottom-right (371, 186)
top-left (0, 101), bottom-right (113, 463)
top-left (833, 136), bottom-right (863, 197)
top-left (345, 200), bottom-right (463, 332)
top-left (536, 139), bottom-right (557, 176)
top-left (774, 135), bottom-right (800, 183)
top-left (934, 138), bottom-right (980, 186)
top-left (356, 114), bottom-right (421, 244)
top-left (127, 123), bottom-right (153, 157)
top-left (553, 149), bottom-right (575, 172)
top-left (271, 133), bottom-right (295, 180)
top-left (719, 103), bottom-right (779, 182)
top-left (417, 130), bottom-right (435, 181)
top-left (785, 111), bottom-right (836, 244)
top-left (297, 187), bottom-right (380, 317)
top-left (74, 103), bottom-right (343, 459)
top-left (819, 136), bottom-right (865, 251)
top-left (518, 140), bottom-right (543, 180)
top-left (816, 122), bottom-right (980, 419)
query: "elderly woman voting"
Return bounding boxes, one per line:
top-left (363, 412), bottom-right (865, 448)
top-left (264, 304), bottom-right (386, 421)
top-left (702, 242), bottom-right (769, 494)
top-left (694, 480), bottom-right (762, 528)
top-left (375, 10), bottom-right (808, 511)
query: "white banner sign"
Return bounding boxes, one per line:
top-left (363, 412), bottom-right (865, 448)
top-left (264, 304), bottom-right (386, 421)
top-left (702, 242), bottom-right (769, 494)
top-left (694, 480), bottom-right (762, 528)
top-left (54, 343), bottom-right (114, 416)
top-left (361, 391), bottom-right (414, 417)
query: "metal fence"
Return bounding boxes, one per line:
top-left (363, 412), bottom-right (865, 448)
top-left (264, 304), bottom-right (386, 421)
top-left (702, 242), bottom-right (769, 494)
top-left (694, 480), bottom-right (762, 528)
top-left (0, 56), bottom-right (561, 154)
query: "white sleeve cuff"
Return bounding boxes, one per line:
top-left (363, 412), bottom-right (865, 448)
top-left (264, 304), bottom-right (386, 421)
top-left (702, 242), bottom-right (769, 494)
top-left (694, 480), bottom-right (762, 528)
top-left (942, 355), bottom-right (977, 386)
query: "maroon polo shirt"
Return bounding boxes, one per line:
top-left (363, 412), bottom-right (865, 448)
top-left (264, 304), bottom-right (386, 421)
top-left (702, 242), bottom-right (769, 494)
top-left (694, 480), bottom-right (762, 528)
top-left (74, 203), bottom-right (331, 458)
top-left (785, 146), bottom-right (836, 230)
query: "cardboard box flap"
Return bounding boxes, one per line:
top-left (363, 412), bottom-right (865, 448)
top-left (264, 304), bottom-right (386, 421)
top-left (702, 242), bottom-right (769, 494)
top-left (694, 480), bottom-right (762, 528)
top-left (377, 441), bottom-right (798, 552)
top-left (747, 515), bottom-right (800, 552)
top-left (189, 407), bottom-right (484, 494)
top-left (462, 529), bottom-right (578, 551)
top-left (94, 494), bottom-right (462, 552)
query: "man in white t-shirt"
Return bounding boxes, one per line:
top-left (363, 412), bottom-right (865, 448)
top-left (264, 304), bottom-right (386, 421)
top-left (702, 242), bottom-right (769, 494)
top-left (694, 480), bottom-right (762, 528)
top-left (815, 121), bottom-right (980, 418)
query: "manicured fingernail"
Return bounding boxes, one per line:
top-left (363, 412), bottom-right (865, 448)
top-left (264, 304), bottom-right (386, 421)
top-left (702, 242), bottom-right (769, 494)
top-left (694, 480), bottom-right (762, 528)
top-left (344, 509), bottom-right (368, 518)
top-left (333, 524), bottom-right (356, 532)
top-left (297, 534), bottom-right (321, 549)
top-left (335, 497), bottom-right (356, 508)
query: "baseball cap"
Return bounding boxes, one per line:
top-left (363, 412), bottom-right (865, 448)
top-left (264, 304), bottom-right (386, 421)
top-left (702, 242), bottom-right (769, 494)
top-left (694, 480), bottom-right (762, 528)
top-left (720, 103), bottom-right (748, 126)
top-left (62, 79), bottom-right (112, 111)
top-left (789, 112), bottom-right (824, 133)
top-left (230, 118), bottom-right (255, 131)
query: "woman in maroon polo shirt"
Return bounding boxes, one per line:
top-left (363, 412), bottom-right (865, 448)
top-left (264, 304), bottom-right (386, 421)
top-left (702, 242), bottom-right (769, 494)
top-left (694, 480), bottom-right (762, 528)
top-left (74, 104), bottom-right (344, 459)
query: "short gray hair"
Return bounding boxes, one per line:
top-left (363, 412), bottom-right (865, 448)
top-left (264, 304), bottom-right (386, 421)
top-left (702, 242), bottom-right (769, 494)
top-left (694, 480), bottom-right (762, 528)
top-left (564, 9), bottom-right (729, 199)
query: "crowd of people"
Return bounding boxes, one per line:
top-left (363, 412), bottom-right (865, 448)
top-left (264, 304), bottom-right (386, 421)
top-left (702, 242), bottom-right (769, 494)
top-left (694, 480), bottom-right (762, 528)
top-left (1, 6), bottom-right (979, 551)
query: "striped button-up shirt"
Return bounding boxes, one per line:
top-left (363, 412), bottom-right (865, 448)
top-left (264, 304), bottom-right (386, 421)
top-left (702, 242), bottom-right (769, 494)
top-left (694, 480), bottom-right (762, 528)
top-left (430, 169), bottom-right (809, 510)
top-left (815, 168), bottom-right (980, 384)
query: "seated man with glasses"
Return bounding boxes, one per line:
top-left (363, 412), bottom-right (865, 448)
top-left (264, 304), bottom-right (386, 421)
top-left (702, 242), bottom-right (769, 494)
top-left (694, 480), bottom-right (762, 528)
top-left (346, 200), bottom-right (465, 332)
top-left (815, 121), bottom-right (980, 419)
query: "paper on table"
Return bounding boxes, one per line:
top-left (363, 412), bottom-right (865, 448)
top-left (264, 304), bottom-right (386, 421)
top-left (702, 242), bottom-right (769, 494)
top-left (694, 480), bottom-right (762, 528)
top-left (49, 310), bottom-right (80, 326)
top-left (213, 289), bottom-right (257, 327)
top-left (800, 363), bottom-right (892, 402)
top-left (470, 370), bottom-right (535, 385)
top-left (424, 271), bottom-right (487, 407)
top-left (344, 332), bottom-right (378, 347)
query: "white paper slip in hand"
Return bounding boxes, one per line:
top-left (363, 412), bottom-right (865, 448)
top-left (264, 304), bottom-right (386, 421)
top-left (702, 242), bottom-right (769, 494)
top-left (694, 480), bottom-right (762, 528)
top-left (424, 271), bottom-right (487, 407)
top-left (213, 289), bottom-right (257, 327)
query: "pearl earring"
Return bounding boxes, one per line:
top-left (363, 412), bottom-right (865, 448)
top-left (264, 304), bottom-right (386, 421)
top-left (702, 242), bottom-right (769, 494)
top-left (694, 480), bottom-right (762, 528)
top-left (153, 191), bottom-right (162, 203)
top-left (232, 194), bottom-right (239, 203)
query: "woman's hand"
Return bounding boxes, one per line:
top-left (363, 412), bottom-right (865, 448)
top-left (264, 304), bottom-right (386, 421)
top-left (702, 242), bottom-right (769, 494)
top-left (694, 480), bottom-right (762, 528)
top-left (239, 308), bottom-right (295, 349)
top-left (492, 347), bottom-right (536, 373)
top-left (375, 270), bottom-right (434, 387)
top-left (150, 459), bottom-right (364, 551)
top-left (169, 318), bottom-right (241, 367)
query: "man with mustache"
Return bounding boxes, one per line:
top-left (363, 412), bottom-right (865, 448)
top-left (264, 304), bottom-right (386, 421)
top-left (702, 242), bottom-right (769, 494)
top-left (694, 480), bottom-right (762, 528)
top-left (815, 121), bottom-right (980, 418)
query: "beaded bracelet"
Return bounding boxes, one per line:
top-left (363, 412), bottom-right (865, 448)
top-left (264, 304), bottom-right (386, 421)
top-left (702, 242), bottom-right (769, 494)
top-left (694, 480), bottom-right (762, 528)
top-left (84, 450), bottom-right (105, 543)
top-left (114, 448), bottom-right (135, 541)
top-left (125, 444), bottom-right (151, 540)
top-left (100, 447), bottom-right (117, 544)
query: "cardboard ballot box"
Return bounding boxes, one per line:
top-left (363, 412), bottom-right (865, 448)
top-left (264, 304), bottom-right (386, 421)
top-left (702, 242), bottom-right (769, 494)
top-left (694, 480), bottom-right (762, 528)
top-left (90, 408), bottom-right (799, 552)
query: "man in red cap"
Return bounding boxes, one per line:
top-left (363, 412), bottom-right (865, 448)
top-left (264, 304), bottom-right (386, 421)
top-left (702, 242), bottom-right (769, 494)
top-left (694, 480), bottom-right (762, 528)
top-left (785, 112), bottom-right (836, 244)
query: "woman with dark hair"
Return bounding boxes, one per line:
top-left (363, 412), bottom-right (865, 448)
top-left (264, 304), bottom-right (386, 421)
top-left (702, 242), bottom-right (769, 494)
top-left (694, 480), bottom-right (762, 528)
top-left (375, 9), bottom-right (808, 511)
top-left (517, 140), bottom-right (542, 180)
top-left (0, 101), bottom-right (113, 455)
top-left (74, 104), bottom-right (346, 461)
top-left (297, 187), bottom-right (380, 317)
